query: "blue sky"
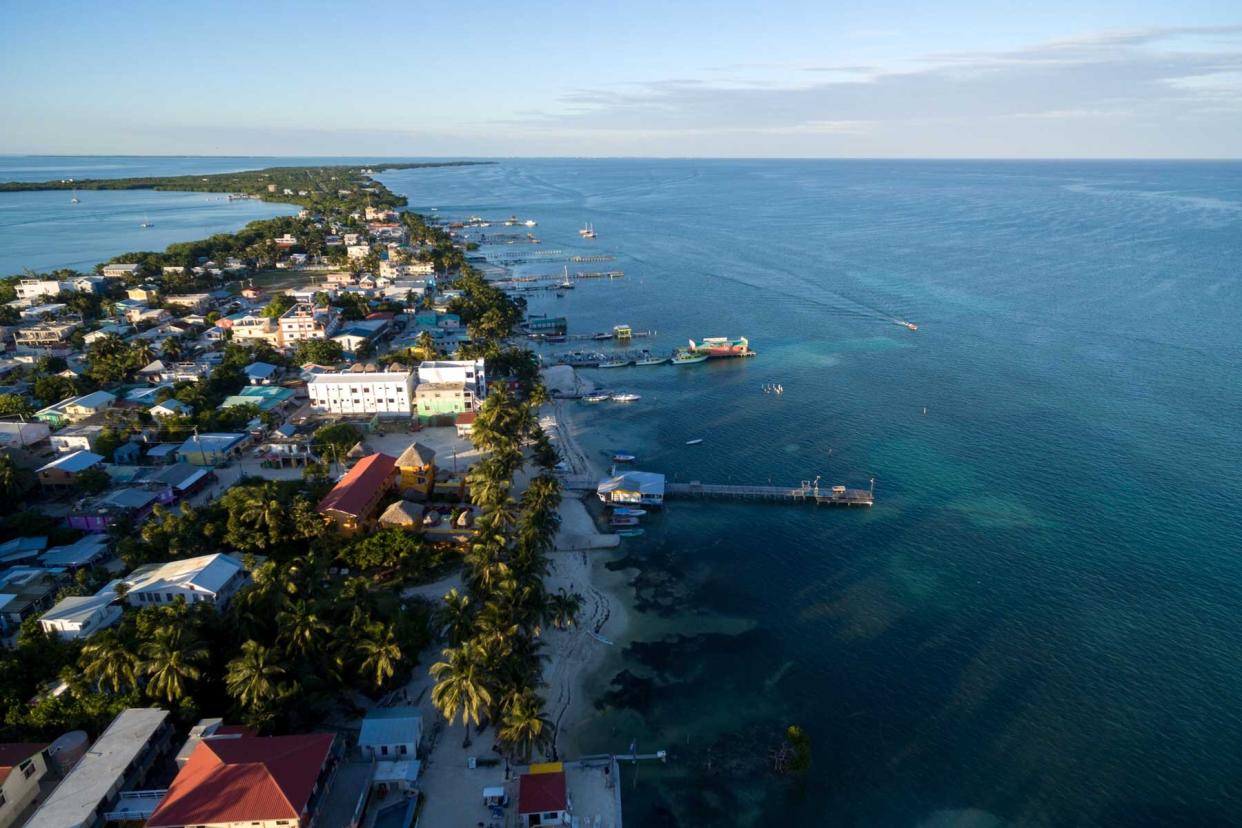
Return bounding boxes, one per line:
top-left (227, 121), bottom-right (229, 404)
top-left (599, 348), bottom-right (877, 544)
top-left (2, 0), bottom-right (1240, 157)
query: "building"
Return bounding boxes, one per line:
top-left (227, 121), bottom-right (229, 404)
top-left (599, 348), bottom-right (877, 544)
top-left (145, 732), bottom-right (338, 828)
top-left (40, 534), bottom-right (113, 571)
top-left (121, 553), bottom-right (249, 609)
top-left (220, 313), bottom-right (281, 347)
top-left (395, 442), bottom-right (437, 500)
top-left (279, 303), bottom-right (340, 348)
top-left (28, 708), bottom-right (173, 828)
top-left (0, 421), bottom-right (50, 449)
top-left (414, 382), bottom-right (473, 424)
top-left (455, 410), bottom-right (477, 438)
top-left (49, 423), bottom-right (103, 454)
top-left (14, 320), bottom-right (81, 355)
top-left (49, 390), bottom-right (117, 424)
top-left (14, 278), bottom-right (62, 303)
top-left (418, 359), bottom-right (486, 400)
top-left (101, 263), bottom-right (143, 278)
top-left (307, 369), bottom-right (414, 417)
top-left (149, 399), bottom-right (192, 419)
top-left (0, 742), bottom-right (49, 828)
top-left (243, 361), bottom-right (281, 385)
top-left (596, 471), bottom-right (666, 507)
top-left (0, 570), bottom-right (59, 637)
top-left (221, 385), bottom-right (296, 415)
top-left (176, 432), bottom-right (250, 466)
top-left (517, 768), bottom-right (569, 828)
top-left (163, 293), bottom-right (211, 313)
top-left (39, 589), bottom-right (123, 640)
top-left (127, 285), bottom-right (160, 304)
top-left (358, 707), bottom-right (422, 761)
top-left (316, 452), bottom-right (397, 534)
top-left (36, 450), bottom-right (105, 490)
top-left (332, 320), bottom-right (387, 353)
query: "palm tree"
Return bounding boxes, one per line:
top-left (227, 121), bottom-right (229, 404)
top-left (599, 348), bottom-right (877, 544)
top-left (226, 640), bottom-right (289, 715)
top-left (439, 588), bottom-right (474, 646)
top-left (80, 631), bottom-right (142, 695)
top-left (161, 336), bottom-right (182, 361)
top-left (140, 626), bottom-right (208, 705)
top-left (232, 488), bottom-right (286, 549)
top-left (547, 590), bottom-right (584, 630)
top-left (415, 329), bottom-right (435, 359)
top-left (498, 689), bottom-right (552, 762)
top-left (358, 622), bottom-right (403, 690)
top-left (0, 453), bottom-right (32, 504)
top-left (277, 600), bottom-right (330, 657)
top-left (430, 642), bottom-right (493, 742)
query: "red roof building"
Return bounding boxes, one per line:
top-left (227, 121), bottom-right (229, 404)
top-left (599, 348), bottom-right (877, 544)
top-left (517, 770), bottom-right (568, 826)
top-left (316, 452), bottom-right (397, 534)
top-left (145, 733), bottom-right (336, 828)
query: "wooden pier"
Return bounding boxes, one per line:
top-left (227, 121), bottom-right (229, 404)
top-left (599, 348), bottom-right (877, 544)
top-left (666, 480), bottom-right (874, 506)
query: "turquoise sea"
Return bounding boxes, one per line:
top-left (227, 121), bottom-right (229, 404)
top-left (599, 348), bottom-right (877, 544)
top-left (376, 160), bottom-right (1242, 826)
top-left (5, 157), bottom-right (1242, 825)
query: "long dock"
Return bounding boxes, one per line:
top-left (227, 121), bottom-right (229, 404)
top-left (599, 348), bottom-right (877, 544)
top-left (666, 480), bottom-right (874, 506)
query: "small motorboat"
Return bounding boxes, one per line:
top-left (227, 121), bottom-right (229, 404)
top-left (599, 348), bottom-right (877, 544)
top-left (612, 507), bottom-right (646, 517)
top-left (685, 438), bottom-right (704, 446)
top-left (612, 451), bottom-right (637, 463)
top-left (583, 391), bottom-right (612, 403)
top-left (611, 393), bottom-right (641, 403)
top-left (610, 516), bottom-right (640, 527)
top-left (616, 528), bottom-right (644, 538)
top-left (598, 358), bottom-right (631, 368)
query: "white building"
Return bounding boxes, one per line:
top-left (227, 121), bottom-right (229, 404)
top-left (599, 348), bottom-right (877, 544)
top-left (0, 421), bottom-right (50, 449)
top-left (121, 553), bottom-right (249, 609)
top-left (101, 263), bottom-right (142, 279)
top-left (308, 370), bottom-right (415, 416)
top-left (418, 359), bottom-right (487, 401)
top-left (0, 743), bottom-right (50, 828)
top-left (279, 303), bottom-right (340, 347)
top-left (39, 589), bottom-right (123, 640)
top-left (358, 707), bottom-right (422, 760)
top-left (14, 279), bottom-right (61, 303)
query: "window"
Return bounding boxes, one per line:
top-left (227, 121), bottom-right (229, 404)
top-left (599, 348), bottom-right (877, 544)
top-left (381, 745), bottom-right (388, 755)
top-left (399, 744), bottom-right (408, 755)
top-left (20, 759), bottom-right (36, 778)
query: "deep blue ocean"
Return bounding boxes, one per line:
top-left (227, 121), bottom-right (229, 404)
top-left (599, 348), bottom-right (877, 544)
top-left (5, 157), bottom-right (1242, 825)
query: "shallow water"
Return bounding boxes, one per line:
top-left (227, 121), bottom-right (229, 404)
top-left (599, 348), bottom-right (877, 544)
top-left (380, 159), bottom-right (1242, 826)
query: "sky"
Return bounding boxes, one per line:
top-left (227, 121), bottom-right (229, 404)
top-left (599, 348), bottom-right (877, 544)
top-left (2, 0), bottom-right (1240, 158)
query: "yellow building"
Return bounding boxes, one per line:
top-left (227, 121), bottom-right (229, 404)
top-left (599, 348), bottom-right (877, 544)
top-left (395, 442), bottom-right (437, 501)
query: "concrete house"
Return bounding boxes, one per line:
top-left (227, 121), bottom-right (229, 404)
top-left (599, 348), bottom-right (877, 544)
top-left (0, 743), bottom-right (50, 828)
top-left (36, 450), bottom-right (105, 490)
top-left (358, 707), bottom-right (422, 761)
top-left (39, 589), bottom-right (123, 641)
top-left (121, 553), bottom-right (249, 609)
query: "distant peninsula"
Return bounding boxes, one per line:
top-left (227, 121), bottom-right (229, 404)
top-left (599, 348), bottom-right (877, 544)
top-left (0, 161), bottom-right (493, 211)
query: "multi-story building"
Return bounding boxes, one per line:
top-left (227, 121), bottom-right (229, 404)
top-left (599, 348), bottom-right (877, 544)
top-left (13, 320), bottom-right (81, 355)
top-left (414, 382), bottom-right (473, 424)
top-left (307, 369), bottom-right (414, 416)
top-left (279, 303), bottom-right (340, 348)
top-left (220, 312), bottom-right (281, 347)
top-left (14, 279), bottom-right (61, 303)
top-left (121, 553), bottom-right (249, 609)
top-left (0, 743), bottom-right (50, 828)
top-left (418, 359), bottom-right (487, 401)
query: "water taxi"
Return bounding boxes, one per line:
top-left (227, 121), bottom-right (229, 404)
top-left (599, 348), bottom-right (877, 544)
top-left (671, 350), bottom-right (709, 365)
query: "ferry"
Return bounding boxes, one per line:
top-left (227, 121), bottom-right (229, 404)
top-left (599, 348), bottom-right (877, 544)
top-left (611, 393), bottom-right (641, 402)
top-left (688, 336), bottom-right (753, 358)
top-left (671, 350), bottom-right (708, 365)
top-left (894, 320), bottom-right (918, 331)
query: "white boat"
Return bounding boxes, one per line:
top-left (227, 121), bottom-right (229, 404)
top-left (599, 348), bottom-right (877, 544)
top-left (70, 187), bottom-right (79, 204)
top-left (583, 391), bottom-right (612, 403)
top-left (635, 352), bottom-right (668, 366)
top-left (612, 451), bottom-right (637, 462)
top-left (685, 438), bottom-right (704, 445)
top-left (611, 393), bottom-right (641, 402)
top-left (671, 350), bottom-right (708, 365)
top-left (139, 213), bottom-right (153, 228)
top-left (597, 358), bottom-right (631, 368)
top-left (524, 219), bottom-right (537, 227)
top-left (579, 223), bottom-right (597, 239)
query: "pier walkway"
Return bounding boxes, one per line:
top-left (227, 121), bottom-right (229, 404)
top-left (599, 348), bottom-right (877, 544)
top-left (666, 480), bottom-right (874, 506)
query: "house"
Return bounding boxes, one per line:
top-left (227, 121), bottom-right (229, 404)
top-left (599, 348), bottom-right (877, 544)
top-left (40, 534), bottom-right (113, 570)
top-left (14, 320), bottom-right (80, 356)
top-left (0, 537), bottom-right (47, 569)
top-left (101, 262), bottom-right (143, 278)
top-left (455, 410), bottom-right (477, 438)
top-left (14, 278), bottom-right (62, 303)
top-left (0, 420), bottom-right (50, 449)
top-left (127, 285), bottom-right (160, 304)
top-left (316, 452), bottom-right (397, 534)
top-left (145, 732), bottom-right (338, 828)
top-left (358, 707), bottom-right (422, 761)
top-left (418, 358), bottom-right (487, 400)
top-left (113, 440), bottom-right (141, 464)
top-left (395, 442), bottom-right (436, 500)
top-left (221, 385), bottom-right (295, 415)
top-left (517, 768), bottom-right (568, 828)
top-left (414, 382), bottom-right (472, 425)
top-left (279, 303), bottom-right (340, 348)
top-left (0, 743), bottom-right (50, 828)
top-left (243, 361), bottom-right (281, 385)
top-left (39, 589), bottom-right (123, 640)
top-left (29, 708), bottom-right (174, 828)
top-left (0, 570), bottom-right (60, 637)
top-left (331, 320), bottom-right (387, 354)
top-left (145, 443), bottom-right (181, 464)
top-left (596, 471), bottom-right (666, 507)
top-left (49, 423), bottom-right (103, 453)
top-left (66, 487), bottom-right (163, 533)
top-left (58, 390), bottom-right (117, 422)
top-left (36, 450), bottom-right (105, 490)
top-left (150, 398), bottom-right (192, 419)
top-left (220, 312), bottom-right (281, 347)
top-left (163, 293), bottom-right (211, 313)
top-left (121, 553), bottom-right (249, 609)
top-left (176, 432), bottom-right (250, 466)
top-left (307, 369), bottom-right (414, 416)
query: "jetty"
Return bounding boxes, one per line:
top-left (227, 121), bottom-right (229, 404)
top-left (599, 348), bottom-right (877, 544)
top-left (666, 480), bottom-right (874, 506)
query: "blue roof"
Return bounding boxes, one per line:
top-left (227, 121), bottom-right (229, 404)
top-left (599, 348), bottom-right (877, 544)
top-left (244, 361), bottom-right (279, 378)
top-left (38, 450), bottom-right (105, 473)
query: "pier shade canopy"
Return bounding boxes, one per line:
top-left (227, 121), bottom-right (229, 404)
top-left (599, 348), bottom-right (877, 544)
top-left (597, 471), bottom-right (665, 506)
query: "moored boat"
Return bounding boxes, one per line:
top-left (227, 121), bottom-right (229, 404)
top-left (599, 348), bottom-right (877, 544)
top-left (635, 352), bottom-right (668, 366)
top-left (610, 516), bottom-right (640, 527)
top-left (583, 391), bottom-right (612, 403)
top-left (612, 507), bottom-right (646, 516)
top-left (616, 528), bottom-right (644, 537)
top-left (688, 336), bottom-right (753, 358)
top-left (671, 349), bottom-right (708, 365)
top-left (597, 357), bottom-right (631, 368)
top-left (611, 393), bottom-right (641, 402)
top-left (612, 451), bottom-right (637, 462)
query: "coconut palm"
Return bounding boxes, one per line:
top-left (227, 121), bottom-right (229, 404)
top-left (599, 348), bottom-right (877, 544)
top-left (358, 622), bottom-right (403, 690)
top-left (140, 626), bottom-right (208, 705)
top-left (231, 488), bottom-right (287, 549)
top-left (430, 642), bottom-right (493, 739)
top-left (547, 590), bottom-right (584, 630)
top-left (161, 336), bottom-right (182, 361)
top-left (498, 689), bottom-right (553, 762)
top-left (226, 640), bottom-right (289, 712)
top-left (80, 631), bottom-right (142, 695)
top-left (439, 588), bottom-right (474, 646)
top-left (277, 599), bottom-right (330, 657)
top-left (0, 453), bottom-right (32, 504)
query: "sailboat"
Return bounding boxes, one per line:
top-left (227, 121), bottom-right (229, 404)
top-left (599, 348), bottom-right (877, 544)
top-left (578, 223), bottom-right (596, 239)
top-left (559, 265), bottom-right (575, 290)
top-left (70, 186), bottom-right (79, 204)
top-left (139, 213), bottom-right (153, 228)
